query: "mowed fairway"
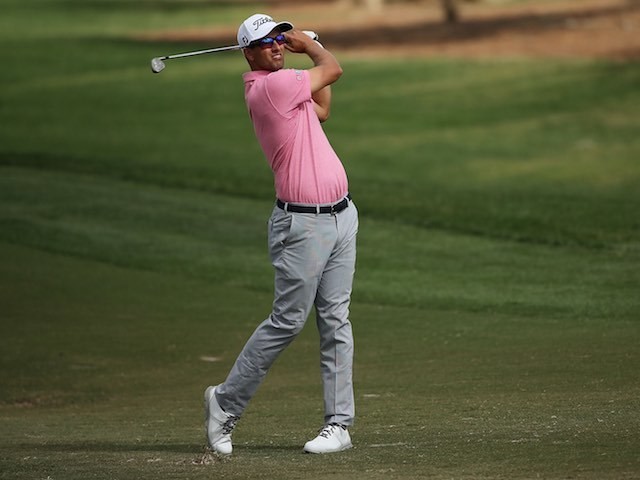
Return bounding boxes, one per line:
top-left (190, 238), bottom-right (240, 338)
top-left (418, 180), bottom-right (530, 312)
top-left (1, 1), bottom-right (639, 479)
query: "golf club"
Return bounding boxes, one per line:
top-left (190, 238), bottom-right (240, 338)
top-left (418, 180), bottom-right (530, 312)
top-left (150, 31), bottom-right (319, 74)
top-left (151, 44), bottom-right (241, 73)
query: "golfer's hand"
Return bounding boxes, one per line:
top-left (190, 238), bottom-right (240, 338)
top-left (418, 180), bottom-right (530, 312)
top-left (284, 30), bottom-right (316, 54)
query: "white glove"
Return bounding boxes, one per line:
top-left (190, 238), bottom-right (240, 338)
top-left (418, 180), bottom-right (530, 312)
top-left (303, 30), bottom-right (324, 48)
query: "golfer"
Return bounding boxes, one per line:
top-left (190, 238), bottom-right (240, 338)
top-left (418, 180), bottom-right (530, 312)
top-left (204, 13), bottom-right (358, 455)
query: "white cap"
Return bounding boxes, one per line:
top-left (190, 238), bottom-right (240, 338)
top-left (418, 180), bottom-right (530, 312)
top-left (237, 14), bottom-right (294, 48)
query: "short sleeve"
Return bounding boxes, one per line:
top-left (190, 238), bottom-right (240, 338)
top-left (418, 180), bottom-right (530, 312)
top-left (264, 69), bottom-right (311, 116)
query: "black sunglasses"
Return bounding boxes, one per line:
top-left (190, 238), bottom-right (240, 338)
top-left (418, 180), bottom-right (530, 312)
top-left (250, 34), bottom-right (287, 49)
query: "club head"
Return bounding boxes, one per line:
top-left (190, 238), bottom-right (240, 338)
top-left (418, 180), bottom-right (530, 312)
top-left (150, 57), bottom-right (165, 74)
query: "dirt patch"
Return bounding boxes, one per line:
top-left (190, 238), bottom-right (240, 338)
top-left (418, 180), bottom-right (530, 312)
top-left (143, 0), bottom-right (640, 60)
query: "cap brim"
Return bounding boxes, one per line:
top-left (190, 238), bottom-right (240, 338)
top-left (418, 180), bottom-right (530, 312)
top-left (274, 21), bottom-right (294, 33)
top-left (240, 17), bottom-right (295, 47)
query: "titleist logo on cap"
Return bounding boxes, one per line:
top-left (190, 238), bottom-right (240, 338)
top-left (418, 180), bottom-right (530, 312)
top-left (238, 14), bottom-right (293, 47)
top-left (252, 16), bottom-right (273, 31)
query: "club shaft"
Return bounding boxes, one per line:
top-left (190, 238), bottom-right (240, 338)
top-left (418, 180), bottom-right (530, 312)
top-left (162, 45), bottom-right (241, 61)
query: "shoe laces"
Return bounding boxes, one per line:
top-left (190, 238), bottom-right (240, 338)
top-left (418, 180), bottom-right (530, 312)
top-left (318, 423), bottom-right (344, 439)
top-left (222, 416), bottom-right (239, 435)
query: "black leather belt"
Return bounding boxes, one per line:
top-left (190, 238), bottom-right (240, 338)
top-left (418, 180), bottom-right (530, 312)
top-left (277, 193), bottom-right (351, 214)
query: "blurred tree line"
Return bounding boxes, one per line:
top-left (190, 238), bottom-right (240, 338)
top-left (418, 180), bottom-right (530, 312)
top-left (265, 0), bottom-right (480, 23)
top-left (338, 0), bottom-right (470, 22)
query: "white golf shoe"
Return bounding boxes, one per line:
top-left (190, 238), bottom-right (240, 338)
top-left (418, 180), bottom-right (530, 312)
top-left (204, 385), bottom-right (238, 455)
top-left (303, 423), bottom-right (352, 454)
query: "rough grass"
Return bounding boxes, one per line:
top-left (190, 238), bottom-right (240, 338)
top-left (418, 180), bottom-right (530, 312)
top-left (2, 242), bottom-right (639, 480)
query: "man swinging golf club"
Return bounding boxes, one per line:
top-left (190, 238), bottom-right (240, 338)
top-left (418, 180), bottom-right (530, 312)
top-left (204, 13), bottom-right (358, 455)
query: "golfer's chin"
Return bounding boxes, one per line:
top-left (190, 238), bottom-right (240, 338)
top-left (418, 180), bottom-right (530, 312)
top-left (268, 55), bottom-right (284, 71)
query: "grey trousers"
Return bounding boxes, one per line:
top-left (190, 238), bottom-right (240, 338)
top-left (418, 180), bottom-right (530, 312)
top-left (216, 199), bottom-right (358, 426)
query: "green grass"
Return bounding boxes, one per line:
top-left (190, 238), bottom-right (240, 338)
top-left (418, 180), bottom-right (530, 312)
top-left (2, 243), bottom-right (638, 480)
top-left (1, 0), bottom-right (639, 478)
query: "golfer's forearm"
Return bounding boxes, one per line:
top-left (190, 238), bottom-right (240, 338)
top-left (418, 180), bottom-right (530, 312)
top-left (312, 86), bottom-right (332, 122)
top-left (313, 86), bottom-right (331, 108)
top-left (307, 44), bottom-right (343, 87)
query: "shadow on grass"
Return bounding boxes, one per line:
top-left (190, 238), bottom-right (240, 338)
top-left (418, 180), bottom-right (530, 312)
top-left (16, 441), bottom-right (304, 454)
top-left (237, 444), bottom-right (303, 453)
top-left (16, 441), bottom-right (199, 454)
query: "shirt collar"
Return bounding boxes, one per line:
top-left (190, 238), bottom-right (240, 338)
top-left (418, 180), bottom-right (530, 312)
top-left (243, 70), bottom-right (271, 83)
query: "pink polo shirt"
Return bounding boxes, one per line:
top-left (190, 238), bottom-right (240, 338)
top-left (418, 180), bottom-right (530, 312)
top-left (243, 68), bottom-right (349, 204)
